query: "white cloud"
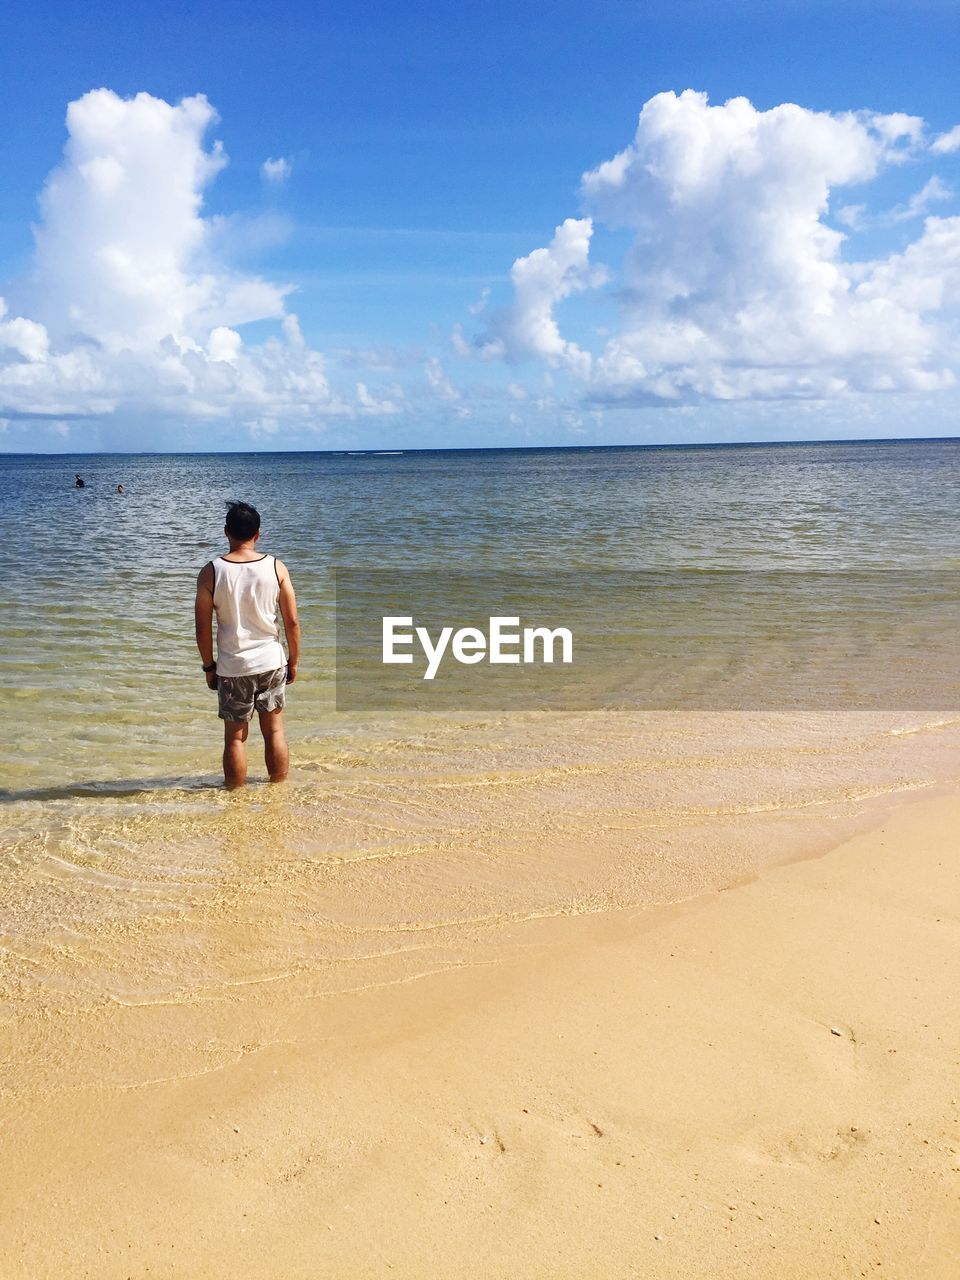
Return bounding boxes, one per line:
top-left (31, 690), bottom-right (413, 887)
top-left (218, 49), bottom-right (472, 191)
top-left (356, 382), bottom-right (400, 413)
top-left (894, 175), bottom-right (952, 222)
top-left (931, 125), bottom-right (960, 155)
top-left (466, 90), bottom-right (960, 405)
top-left (835, 203), bottom-right (866, 231)
top-left (261, 156), bottom-right (293, 184)
top-left (424, 355), bottom-right (460, 401)
top-left (0, 298), bottom-right (49, 361)
top-left (856, 176), bottom-right (952, 229)
top-left (468, 218), bottom-right (606, 376)
top-left (208, 325), bottom-right (243, 364)
top-left (864, 110), bottom-right (924, 152)
top-left (334, 344), bottom-right (422, 372)
top-left (0, 90), bottom-right (392, 431)
top-left (852, 215), bottom-right (960, 318)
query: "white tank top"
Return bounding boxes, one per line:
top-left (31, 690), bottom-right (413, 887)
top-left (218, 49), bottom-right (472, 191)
top-left (212, 554), bottom-right (286, 677)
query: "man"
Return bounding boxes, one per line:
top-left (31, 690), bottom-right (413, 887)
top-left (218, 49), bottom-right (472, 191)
top-left (195, 501), bottom-right (301, 788)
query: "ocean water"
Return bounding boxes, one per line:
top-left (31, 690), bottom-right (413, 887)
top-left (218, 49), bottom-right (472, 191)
top-left (2, 441), bottom-right (960, 1026)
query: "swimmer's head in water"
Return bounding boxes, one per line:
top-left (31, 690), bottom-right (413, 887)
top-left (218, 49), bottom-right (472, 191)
top-left (225, 500), bottom-right (261, 542)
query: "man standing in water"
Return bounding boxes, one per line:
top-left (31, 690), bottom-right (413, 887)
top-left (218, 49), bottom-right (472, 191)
top-left (195, 501), bottom-right (301, 788)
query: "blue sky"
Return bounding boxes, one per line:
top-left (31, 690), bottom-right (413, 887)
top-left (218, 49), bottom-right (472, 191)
top-left (1, 0), bottom-right (959, 451)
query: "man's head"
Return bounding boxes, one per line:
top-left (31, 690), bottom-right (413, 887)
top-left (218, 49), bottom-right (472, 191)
top-left (225, 500), bottom-right (261, 543)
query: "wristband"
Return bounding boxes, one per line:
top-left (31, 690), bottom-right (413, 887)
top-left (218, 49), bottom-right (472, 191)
top-left (202, 662), bottom-right (217, 672)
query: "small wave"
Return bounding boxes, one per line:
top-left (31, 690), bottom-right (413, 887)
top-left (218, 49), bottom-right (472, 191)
top-left (0, 775), bottom-right (218, 804)
top-left (885, 716), bottom-right (960, 737)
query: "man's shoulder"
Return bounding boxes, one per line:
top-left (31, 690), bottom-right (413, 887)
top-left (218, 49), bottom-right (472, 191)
top-left (196, 560), bottom-right (216, 587)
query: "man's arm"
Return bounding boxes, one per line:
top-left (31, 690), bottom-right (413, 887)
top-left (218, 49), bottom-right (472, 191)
top-left (195, 563), bottom-right (217, 690)
top-left (276, 559), bottom-right (301, 683)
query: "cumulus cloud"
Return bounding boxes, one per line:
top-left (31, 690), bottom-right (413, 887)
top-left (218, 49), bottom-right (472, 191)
top-left (356, 381), bottom-right (401, 413)
top-left (0, 90), bottom-right (389, 432)
top-left (464, 90), bottom-right (960, 405)
top-left (466, 218), bottom-right (606, 377)
top-left (931, 125), bottom-right (960, 155)
top-left (864, 110), bottom-right (925, 151)
top-left (261, 155), bottom-right (293, 184)
top-left (0, 299), bottom-right (49, 362)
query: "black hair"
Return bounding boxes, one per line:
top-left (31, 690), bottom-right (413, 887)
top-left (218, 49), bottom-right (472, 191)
top-left (225, 500), bottom-right (261, 541)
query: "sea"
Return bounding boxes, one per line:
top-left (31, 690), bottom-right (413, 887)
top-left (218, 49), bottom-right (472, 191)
top-left (2, 441), bottom-right (959, 1023)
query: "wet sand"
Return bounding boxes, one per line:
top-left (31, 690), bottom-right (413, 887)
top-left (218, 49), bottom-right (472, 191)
top-left (1, 788), bottom-right (958, 1278)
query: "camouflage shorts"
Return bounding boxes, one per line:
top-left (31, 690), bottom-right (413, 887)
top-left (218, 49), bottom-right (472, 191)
top-left (217, 667), bottom-right (286, 722)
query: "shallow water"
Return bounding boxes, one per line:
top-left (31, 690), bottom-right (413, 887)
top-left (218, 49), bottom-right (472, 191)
top-left (2, 442), bottom-right (960, 1017)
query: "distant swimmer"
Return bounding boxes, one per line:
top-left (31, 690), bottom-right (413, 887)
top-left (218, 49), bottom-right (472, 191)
top-left (116, 484), bottom-right (125, 495)
top-left (74, 474), bottom-right (85, 488)
top-left (194, 501), bottom-right (301, 789)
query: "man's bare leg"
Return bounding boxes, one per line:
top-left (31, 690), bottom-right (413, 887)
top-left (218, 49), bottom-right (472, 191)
top-left (223, 720), bottom-right (249, 789)
top-left (259, 707), bottom-right (289, 782)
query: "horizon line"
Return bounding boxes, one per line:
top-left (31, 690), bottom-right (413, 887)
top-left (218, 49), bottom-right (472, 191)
top-left (3, 434), bottom-right (960, 459)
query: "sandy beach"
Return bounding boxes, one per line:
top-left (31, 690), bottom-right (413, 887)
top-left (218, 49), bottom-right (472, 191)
top-left (2, 786), bottom-right (957, 1278)
top-left (3, 0), bottom-right (960, 1270)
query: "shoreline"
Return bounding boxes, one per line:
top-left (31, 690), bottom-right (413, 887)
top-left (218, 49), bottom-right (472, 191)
top-left (2, 787), bottom-right (958, 1277)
